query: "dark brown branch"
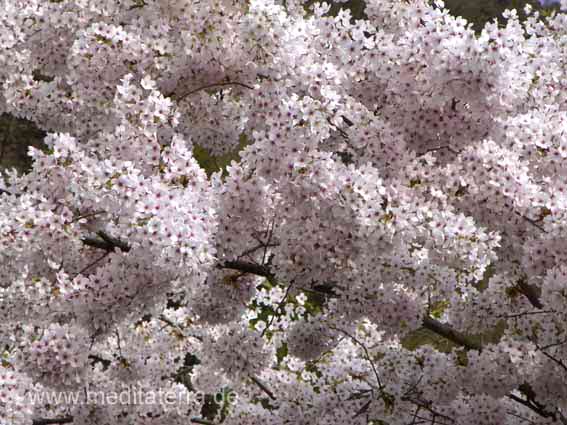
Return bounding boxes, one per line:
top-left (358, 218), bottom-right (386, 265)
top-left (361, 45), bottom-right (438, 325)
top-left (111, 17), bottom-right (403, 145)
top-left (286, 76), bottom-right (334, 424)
top-left (401, 395), bottom-right (455, 424)
top-left (81, 231), bottom-right (130, 253)
top-left (80, 235), bottom-right (113, 251)
top-left (497, 310), bottom-right (556, 320)
top-left (513, 211), bottom-right (547, 234)
top-left (341, 115), bottom-right (354, 127)
top-left (220, 260), bottom-right (275, 282)
top-left (33, 418), bottom-right (74, 425)
top-left (506, 410), bottom-right (538, 425)
top-left (73, 251), bottom-right (110, 278)
top-left (96, 231), bottom-right (131, 252)
top-left (507, 394), bottom-right (555, 420)
top-left (516, 279), bottom-right (544, 309)
top-left (422, 316), bottom-right (482, 351)
top-left (534, 343), bottom-right (567, 374)
top-left (190, 418), bottom-right (218, 425)
top-left (249, 375), bottom-right (277, 400)
top-left (88, 354), bottom-right (112, 368)
top-left (327, 117), bottom-right (350, 140)
top-left (80, 233), bottom-right (277, 282)
top-left (539, 339), bottom-right (567, 351)
top-left (352, 399), bottom-right (372, 419)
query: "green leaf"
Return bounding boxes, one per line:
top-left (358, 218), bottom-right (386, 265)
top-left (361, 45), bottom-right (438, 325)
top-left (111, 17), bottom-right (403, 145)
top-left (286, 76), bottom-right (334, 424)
top-left (409, 178), bottom-right (421, 188)
top-left (193, 133), bottom-right (250, 177)
top-left (276, 342), bottom-right (288, 365)
top-left (430, 300), bottom-right (450, 319)
top-left (95, 35), bottom-right (112, 46)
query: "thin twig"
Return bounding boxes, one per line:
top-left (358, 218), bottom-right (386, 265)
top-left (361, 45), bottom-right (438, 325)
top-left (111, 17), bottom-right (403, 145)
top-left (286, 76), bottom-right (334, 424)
top-left (513, 210), bottom-right (547, 233)
top-left (238, 240), bottom-right (280, 261)
top-left (539, 339), bottom-right (567, 351)
top-left (261, 281), bottom-right (294, 338)
top-left (73, 251), bottom-right (109, 278)
top-left (400, 396), bottom-right (455, 424)
top-left (115, 328), bottom-right (123, 360)
top-left (535, 343), bottom-right (567, 375)
top-left (410, 405), bottom-right (422, 425)
top-left (506, 410), bottom-right (538, 425)
top-left (326, 117), bottom-right (350, 140)
top-left (497, 310), bottom-right (556, 320)
top-left (261, 219), bottom-right (277, 266)
top-left (173, 81), bottom-right (254, 102)
top-left (507, 394), bottom-right (555, 419)
top-left (330, 326), bottom-right (384, 391)
top-left (158, 315), bottom-right (203, 342)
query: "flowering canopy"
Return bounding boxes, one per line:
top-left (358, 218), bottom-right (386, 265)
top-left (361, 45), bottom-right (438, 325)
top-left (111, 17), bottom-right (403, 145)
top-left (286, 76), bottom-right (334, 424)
top-left (2, 0), bottom-right (567, 424)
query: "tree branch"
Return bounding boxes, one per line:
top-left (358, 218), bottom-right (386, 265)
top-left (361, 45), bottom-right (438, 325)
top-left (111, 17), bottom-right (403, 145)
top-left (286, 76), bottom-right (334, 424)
top-left (158, 315), bottom-right (203, 342)
top-left (422, 316), bottom-right (482, 351)
top-left (190, 418), bottom-right (218, 425)
top-left (33, 418), bottom-right (73, 425)
top-left (249, 375), bottom-right (277, 400)
top-left (516, 279), bottom-right (544, 309)
top-left (507, 393), bottom-right (555, 420)
top-left (80, 231), bottom-right (130, 253)
top-left (88, 354), bottom-right (112, 368)
top-left (219, 260), bottom-right (275, 282)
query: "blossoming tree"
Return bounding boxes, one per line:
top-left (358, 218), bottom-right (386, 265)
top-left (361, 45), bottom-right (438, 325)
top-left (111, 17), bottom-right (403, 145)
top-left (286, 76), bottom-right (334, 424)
top-left (2, 0), bottom-right (567, 424)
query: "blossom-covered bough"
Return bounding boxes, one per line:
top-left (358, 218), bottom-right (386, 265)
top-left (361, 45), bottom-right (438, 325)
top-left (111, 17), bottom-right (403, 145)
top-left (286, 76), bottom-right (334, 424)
top-left (2, 0), bottom-right (567, 424)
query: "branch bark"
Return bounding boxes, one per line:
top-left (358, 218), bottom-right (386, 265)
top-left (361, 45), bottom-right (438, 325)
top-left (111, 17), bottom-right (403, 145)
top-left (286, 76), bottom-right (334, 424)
top-left (516, 279), bottom-right (544, 309)
top-left (422, 316), bottom-right (482, 351)
top-left (190, 418), bottom-right (218, 425)
top-left (219, 260), bottom-right (276, 282)
top-left (81, 231), bottom-right (130, 253)
top-left (249, 375), bottom-right (277, 400)
top-left (33, 418), bottom-right (73, 425)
